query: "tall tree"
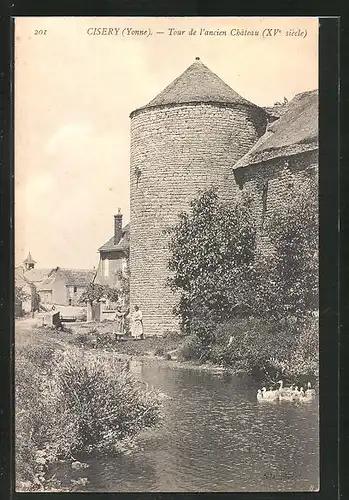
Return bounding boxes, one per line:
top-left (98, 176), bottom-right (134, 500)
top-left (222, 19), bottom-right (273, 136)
top-left (265, 177), bottom-right (318, 319)
top-left (167, 188), bottom-right (257, 340)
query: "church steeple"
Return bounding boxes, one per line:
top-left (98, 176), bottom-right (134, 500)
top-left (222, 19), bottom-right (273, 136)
top-left (23, 251), bottom-right (36, 271)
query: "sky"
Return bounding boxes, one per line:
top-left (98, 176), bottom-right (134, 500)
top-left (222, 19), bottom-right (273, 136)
top-left (15, 17), bottom-right (319, 269)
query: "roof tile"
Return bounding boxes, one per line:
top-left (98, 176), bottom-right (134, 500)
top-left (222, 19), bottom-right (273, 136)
top-left (234, 89), bottom-right (318, 169)
top-left (132, 58), bottom-right (260, 114)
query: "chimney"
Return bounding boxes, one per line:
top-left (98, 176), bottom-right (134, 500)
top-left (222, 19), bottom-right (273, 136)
top-left (114, 208), bottom-right (123, 245)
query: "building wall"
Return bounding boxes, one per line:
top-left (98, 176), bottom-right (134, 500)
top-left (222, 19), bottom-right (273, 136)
top-left (39, 290), bottom-right (53, 305)
top-left (39, 275), bottom-right (68, 305)
top-left (130, 102), bottom-right (267, 336)
top-left (66, 285), bottom-right (88, 306)
top-left (95, 252), bottom-right (126, 288)
top-left (51, 275), bottom-right (68, 305)
top-left (234, 149), bottom-right (318, 252)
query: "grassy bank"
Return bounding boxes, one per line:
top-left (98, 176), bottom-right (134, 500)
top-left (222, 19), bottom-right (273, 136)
top-left (55, 315), bottom-right (318, 386)
top-left (57, 316), bottom-right (318, 386)
top-left (176, 316), bottom-right (319, 387)
top-left (61, 321), bottom-right (184, 358)
top-left (15, 320), bottom-right (163, 492)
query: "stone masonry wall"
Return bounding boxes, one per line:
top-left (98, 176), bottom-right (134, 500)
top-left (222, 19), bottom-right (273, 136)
top-left (130, 103), bottom-right (267, 336)
top-left (234, 149), bottom-right (318, 254)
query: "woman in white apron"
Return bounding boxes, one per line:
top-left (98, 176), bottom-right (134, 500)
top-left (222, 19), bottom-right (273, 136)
top-left (132, 305), bottom-right (144, 339)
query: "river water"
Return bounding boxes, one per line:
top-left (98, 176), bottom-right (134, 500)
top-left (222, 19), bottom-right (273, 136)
top-left (56, 359), bottom-right (319, 492)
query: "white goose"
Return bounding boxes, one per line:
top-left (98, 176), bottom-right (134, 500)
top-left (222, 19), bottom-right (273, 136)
top-left (261, 387), bottom-right (280, 401)
top-left (298, 383), bottom-right (316, 402)
top-left (292, 386), bottom-right (304, 400)
top-left (278, 381), bottom-right (298, 402)
top-left (305, 382), bottom-right (316, 397)
top-left (256, 389), bottom-right (264, 401)
top-left (277, 380), bottom-right (294, 395)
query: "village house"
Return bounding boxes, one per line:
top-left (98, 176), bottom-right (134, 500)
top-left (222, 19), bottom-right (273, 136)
top-left (21, 253), bottom-right (95, 306)
top-left (83, 210), bottom-right (130, 322)
top-left (35, 267), bottom-right (95, 306)
top-left (94, 209), bottom-right (130, 289)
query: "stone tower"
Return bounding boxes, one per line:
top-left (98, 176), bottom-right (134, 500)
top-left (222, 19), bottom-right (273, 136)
top-left (130, 57), bottom-right (267, 336)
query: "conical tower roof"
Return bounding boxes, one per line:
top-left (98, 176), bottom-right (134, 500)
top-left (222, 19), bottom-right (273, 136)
top-left (132, 57), bottom-right (258, 116)
top-left (23, 251), bottom-right (36, 265)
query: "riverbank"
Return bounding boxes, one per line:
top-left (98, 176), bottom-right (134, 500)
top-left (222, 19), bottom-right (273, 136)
top-left (64, 318), bottom-right (318, 386)
top-left (15, 316), bottom-right (318, 491)
top-left (15, 319), bottom-right (163, 492)
top-left (57, 321), bottom-right (238, 374)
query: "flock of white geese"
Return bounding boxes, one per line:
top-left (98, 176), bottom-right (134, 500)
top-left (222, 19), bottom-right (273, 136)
top-left (257, 381), bottom-right (316, 403)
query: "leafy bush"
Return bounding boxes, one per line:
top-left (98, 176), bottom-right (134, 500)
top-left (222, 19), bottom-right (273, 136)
top-left (210, 316), bottom-right (318, 383)
top-left (15, 286), bottom-right (30, 317)
top-left (162, 330), bottom-right (184, 341)
top-left (75, 332), bottom-right (89, 345)
top-left (15, 344), bottom-right (162, 490)
top-left (262, 178), bottom-right (318, 319)
top-left (166, 180), bottom-right (318, 382)
top-left (154, 346), bottom-right (165, 357)
top-left (167, 187), bottom-right (257, 337)
top-left (286, 318), bottom-right (319, 382)
top-left (177, 335), bottom-right (211, 362)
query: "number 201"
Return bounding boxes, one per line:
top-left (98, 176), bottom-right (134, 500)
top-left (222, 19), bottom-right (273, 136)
top-left (34, 30), bottom-right (47, 35)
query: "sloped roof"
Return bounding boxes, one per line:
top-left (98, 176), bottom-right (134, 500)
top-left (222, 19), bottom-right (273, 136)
top-left (263, 103), bottom-right (289, 121)
top-left (234, 89), bottom-right (318, 170)
top-left (98, 224), bottom-right (130, 253)
top-left (15, 267), bottom-right (33, 288)
top-left (23, 251), bottom-right (36, 265)
top-left (25, 267), bottom-right (95, 288)
top-left (37, 276), bottom-right (55, 291)
top-left (24, 268), bottom-right (52, 283)
top-left (56, 268), bottom-right (95, 287)
top-left (131, 58), bottom-right (261, 115)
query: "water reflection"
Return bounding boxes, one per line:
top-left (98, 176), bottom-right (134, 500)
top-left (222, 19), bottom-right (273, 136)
top-left (56, 360), bottom-right (319, 492)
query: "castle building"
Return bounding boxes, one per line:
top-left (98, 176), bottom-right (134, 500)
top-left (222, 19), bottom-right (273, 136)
top-left (233, 89), bottom-right (318, 234)
top-left (129, 57), bottom-right (318, 336)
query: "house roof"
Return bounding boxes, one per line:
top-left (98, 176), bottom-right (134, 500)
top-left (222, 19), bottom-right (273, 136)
top-left (131, 58), bottom-right (261, 115)
top-left (263, 103), bottom-right (289, 121)
top-left (24, 268), bottom-right (52, 283)
top-left (37, 277), bottom-right (55, 291)
top-left (234, 89), bottom-right (318, 170)
top-left (98, 223), bottom-right (130, 253)
top-left (23, 251), bottom-right (36, 265)
top-left (25, 267), bottom-right (95, 288)
top-left (56, 268), bottom-right (96, 287)
top-left (15, 267), bottom-right (33, 288)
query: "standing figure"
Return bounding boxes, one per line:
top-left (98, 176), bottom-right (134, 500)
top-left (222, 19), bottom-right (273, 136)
top-left (132, 305), bottom-right (144, 339)
top-left (114, 305), bottom-right (124, 334)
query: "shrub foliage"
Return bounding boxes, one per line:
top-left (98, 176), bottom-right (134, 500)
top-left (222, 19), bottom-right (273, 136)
top-left (167, 180), bottom-right (318, 380)
top-left (167, 188), bottom-right (257, 342)
top-left (16, 343), bottom-right (162, 490)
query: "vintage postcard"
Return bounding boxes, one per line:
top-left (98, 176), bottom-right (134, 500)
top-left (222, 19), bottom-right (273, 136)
top-left (14, 17), bottom-right (319, 492)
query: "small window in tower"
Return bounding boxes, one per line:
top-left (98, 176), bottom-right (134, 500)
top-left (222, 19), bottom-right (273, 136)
top-left (74, 286), bottom-right (77, 293)
top-left (261, 180), bottom-right (268, 230)
top-left (135, 166), bottom-right (142, 186)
